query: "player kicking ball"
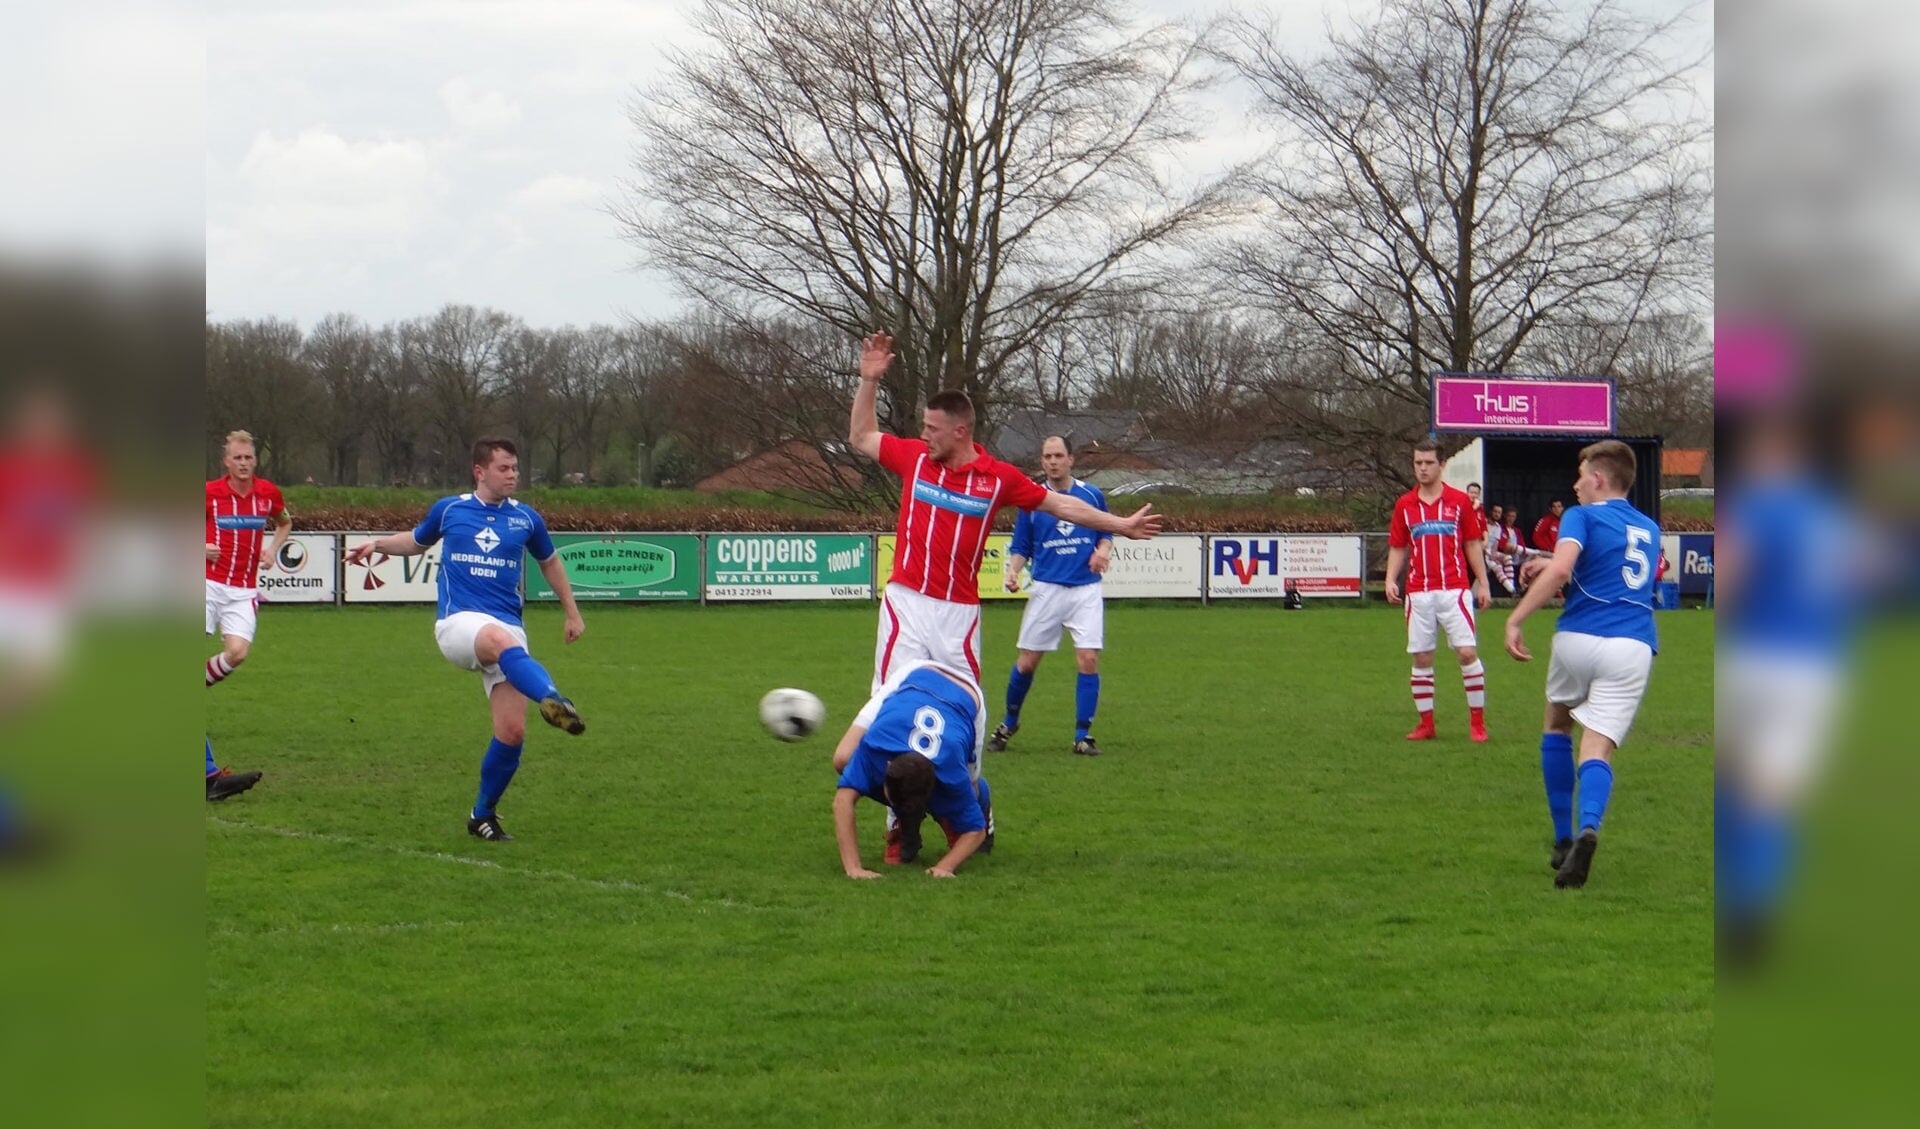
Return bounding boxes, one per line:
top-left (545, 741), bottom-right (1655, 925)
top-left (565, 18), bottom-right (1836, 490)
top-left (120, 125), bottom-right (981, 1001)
top-left (345, 437), bottom-right (587, 842)
top-left (831, 661), bottom-right (994, 879)
top-left (1505, 440), bottom-right (1661, 889)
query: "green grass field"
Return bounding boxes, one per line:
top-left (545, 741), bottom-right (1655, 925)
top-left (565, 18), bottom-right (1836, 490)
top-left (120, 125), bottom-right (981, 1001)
top-left (206, 603), bottom-right (1713, 1127)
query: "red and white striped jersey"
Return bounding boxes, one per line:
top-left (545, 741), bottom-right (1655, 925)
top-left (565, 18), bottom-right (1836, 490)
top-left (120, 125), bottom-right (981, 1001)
top-left (1388, 484), bottom-right (1485, 593)
top-left (878, 435), bottom-right (1047, 605)
top-left (205, 477), bottom-right (286, 588)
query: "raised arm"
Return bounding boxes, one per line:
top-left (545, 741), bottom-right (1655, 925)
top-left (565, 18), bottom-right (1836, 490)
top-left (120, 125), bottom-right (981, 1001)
top-left (343, 531), bottom-right (425, 564)
top-left (1036, 492), bottom-right (1161, 541)
top-left (848, 331), bottom-right (894, 461)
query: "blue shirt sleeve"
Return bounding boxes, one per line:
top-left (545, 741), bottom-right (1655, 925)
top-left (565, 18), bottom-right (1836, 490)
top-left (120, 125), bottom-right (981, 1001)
top-left (928, 780), bottom-right (986, 834)
top-left (835, 746), bottom-right (889, 801)
top-left (1556, 505), bottom-right (1590, 548)
top-left (526, 508), bottom-right (556, 562)
top-left (1087, 484), bottom-right (1110, 515)
top-left (1009, 506), bottom-right (1034, 559)
top-left (411, 496), bottom-right (455, 547)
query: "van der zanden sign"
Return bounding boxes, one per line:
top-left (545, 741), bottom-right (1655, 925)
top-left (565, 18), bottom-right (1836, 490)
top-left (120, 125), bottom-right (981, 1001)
top-left (1431, 375), bottom-right (1615, 435)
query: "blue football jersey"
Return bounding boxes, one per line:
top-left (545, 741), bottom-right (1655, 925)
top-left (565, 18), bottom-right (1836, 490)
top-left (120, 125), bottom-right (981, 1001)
top-left (1555, 498), bottom-right (1660, 652)
top-left (1010, 479), bottom-right (1109, 587)
top-left (837, 666), bottom-right (986, 833)
top-left (410, 494), bottom-right (556, 626)
top-left (1721, 477), bottom-right (1858, 657)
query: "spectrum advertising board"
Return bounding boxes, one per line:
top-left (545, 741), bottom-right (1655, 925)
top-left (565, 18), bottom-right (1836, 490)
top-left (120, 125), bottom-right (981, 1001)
top-left (705, 534), bottom-right (874, 601)
top-left (258, 534), bottom-right (338, 604)
top-left (1207, 535), bottom-right (1364, 599)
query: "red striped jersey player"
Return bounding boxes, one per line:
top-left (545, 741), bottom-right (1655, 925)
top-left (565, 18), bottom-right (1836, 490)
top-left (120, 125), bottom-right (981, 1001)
top-left (205, 430), bottom-right (291, 687)
top-left (849, 332), bottom-right (1164, 697)
top-left (1385, 439), bottom-right (1493, 742)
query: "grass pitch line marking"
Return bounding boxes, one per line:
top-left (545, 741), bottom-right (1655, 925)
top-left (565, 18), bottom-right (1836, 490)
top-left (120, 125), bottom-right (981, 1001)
top-left (207, 817), bottom-right (763, 912)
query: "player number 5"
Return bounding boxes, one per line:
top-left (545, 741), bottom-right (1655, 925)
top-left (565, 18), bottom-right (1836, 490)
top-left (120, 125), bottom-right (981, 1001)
top-left (1621, 527), bottom-right (1653, 590)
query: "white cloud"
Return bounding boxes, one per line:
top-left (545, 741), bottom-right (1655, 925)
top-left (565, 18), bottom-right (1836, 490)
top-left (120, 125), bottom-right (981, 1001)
top-left (511, 173), bottom-right (603, 210)
top-left (235, 128), bottom-right (447, 241)
top-left (439, 77), bottom-right (522, 135)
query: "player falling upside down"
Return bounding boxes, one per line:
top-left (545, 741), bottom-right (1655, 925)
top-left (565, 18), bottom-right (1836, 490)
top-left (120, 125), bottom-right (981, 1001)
top-left (1384, 440), bottom-right (1493, 741)
top-left (831, 661), bottom-right (994, 879)
top-left (344, 437), bottom-right (587, 843)
top-left (205, 430), bottom-right (291, 687)
top-left (1505, 439), bottom-right (1662, 889)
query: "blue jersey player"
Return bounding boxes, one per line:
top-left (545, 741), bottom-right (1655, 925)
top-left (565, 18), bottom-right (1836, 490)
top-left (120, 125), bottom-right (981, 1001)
top-left (991, 436), bottom-right (1113, 756)
top-left (831, 661), bottom-right (995, 879)
top-left (344, 437), bottom-right (586, 842)
top-left (1504, 440), bottom-right (1661, 888)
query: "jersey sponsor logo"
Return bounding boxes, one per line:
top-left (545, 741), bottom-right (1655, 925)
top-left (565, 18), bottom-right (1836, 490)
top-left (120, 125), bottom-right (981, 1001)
top-left (473, 526), bottom-right (501, 554)
top-left (911, 479), bottom-right (993, 518)
top-left (1408, 520), bottom-right (1458, 538)
top-left (215, 515), bottom-right (270, 530)
top-left (508, 515), bottom-right (532, 530)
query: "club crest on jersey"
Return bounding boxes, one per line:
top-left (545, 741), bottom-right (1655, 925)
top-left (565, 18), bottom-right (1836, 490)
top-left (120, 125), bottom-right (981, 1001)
top-left (473, 526), bottom-right (502, 554)
top-left (1055, 518), bottom-right (1074, 537)
top-left (912, 479), bottom-right (992, 518)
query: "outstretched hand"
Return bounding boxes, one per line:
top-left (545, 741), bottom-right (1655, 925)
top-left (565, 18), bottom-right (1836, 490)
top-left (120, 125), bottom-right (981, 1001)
top-left (344, 541), bottom-right (379, 566)
top-left (1119, 504), bottom-right (1163, 540)
top-left (1504, 620), bottom-right (1532, 662)
top-left (858, 332), bottom-right (894, 382)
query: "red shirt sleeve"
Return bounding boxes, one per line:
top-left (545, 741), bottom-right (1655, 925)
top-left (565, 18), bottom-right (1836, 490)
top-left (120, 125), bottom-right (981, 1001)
top-left (265, 481), bottom-right (288, 519)
top-left (1461, 503), bottom-right (1486, 541)
top-left (1532, 517), bottom-right (1552, 549)
top-left (1387, 498), bottom-right (1411, 548)
top-left (876, 434), bottom-right (927, 478)
top-left (990, 458), bottom-right (1048, 511)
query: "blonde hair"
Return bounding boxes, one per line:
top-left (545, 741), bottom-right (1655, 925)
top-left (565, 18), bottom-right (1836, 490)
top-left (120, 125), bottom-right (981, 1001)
top-left (224, 430), bottom-right (256, 451)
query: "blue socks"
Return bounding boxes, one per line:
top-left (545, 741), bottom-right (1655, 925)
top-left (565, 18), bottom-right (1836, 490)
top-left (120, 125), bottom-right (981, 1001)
top-left (205, 738), bottom-right (218, 777)
top-left (1540, 732), bottom-right (1575, 841)
top-left (1576, 759), bottom-right (1614, 833)
top-left (1002, 668), bottom-right (1034, 730)
top-left (497, 646), bottom-right (560, 703)
top-left (473, 737), bottom-right (524, 819)
top-left (1075, 673), bottom-right (1100, 741)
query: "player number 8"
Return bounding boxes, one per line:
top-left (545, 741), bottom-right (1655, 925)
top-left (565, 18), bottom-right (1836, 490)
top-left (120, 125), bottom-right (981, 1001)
top-left (909, 706), bottom-right (945, 758)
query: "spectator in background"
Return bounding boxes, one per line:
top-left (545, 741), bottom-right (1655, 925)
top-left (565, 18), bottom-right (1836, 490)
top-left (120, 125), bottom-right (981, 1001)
top-left (1485, 504), bottom-right (1515, 594)
top-left (1467, 482), bottom-right (1483, 514)
top-left (1534, 500), bottom-right (1565, 551)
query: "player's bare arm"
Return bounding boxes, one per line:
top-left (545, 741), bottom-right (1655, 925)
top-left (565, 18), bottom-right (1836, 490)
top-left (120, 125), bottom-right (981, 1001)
top-left (1384, 546), bottom-right (1408, 604)
top-left (1038, 492), bottom-right (1161, 540)
top-left (834, 788), bottom-right (881, 879)
top-left (536, 554), bottom-right (587, 643)
top-left (1464, 537), bottom-right (1491, 608)
top-left (262, 508), bottom-right (294, 572)
top-left (831, 723), bottom-right (869, 772)
top-left (1004, 552), bottom-right (1028, 592)
top-left (847, 331), bottom-right (894, 460)
top-left (1504, 539), bottom-right (1583, 661)
top-left (343, 532), bottom-right (425, 564)
top-left (927, 829), bottom-right (986, 878)
top-left (1090, 538), bottom-right (1113, 574)
top-left (205, 540), bottom-right (219, 562)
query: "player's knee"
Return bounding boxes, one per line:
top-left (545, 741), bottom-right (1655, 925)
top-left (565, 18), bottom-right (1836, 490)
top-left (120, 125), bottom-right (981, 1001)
top-left (1075, 650), bottom-right (1099, 674)
top-left (1456, 647), bottom-right (1479, 665)
top-left (224, 639), bottom-right (250, 665)
top-left (1016, 652), bottom-right (1042, 675)
top-left (474, 625), bottom-right (514, 664)
top-left (496, 717), bottom-right (527, 745)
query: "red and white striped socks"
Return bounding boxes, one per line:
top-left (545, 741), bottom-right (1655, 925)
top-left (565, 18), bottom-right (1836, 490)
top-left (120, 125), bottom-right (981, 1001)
top-left (1410, 666), bottom-right (1436, 718)
top-left (1462, 660), bottom-right (1487, 709)
top-left (206, 654), bottom-right (235, 687)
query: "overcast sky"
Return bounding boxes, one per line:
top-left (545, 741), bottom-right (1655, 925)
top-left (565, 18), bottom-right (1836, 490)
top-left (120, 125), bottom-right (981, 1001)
top-left (201, 0), bottom-right (1709, 332)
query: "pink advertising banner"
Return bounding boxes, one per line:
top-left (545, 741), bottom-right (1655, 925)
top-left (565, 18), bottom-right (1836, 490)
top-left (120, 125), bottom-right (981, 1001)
top-left (1431, 375), bottom-right (1614, 434)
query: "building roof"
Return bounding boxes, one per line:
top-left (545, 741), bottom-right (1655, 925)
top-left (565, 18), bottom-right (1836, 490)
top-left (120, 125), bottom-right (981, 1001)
top-left (694, 438), bottom-right (863, 494)
top-left (992, 408), bottom-right (1145, 465)
top-left (1661, 448), bottom-right (1710, 477)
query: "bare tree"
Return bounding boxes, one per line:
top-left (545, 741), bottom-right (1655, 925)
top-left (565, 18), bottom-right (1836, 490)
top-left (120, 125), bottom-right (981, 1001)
top-left (303, 313), bottom-right (380, 485)
top-left (206, 317), bottom-right (316, 478)
top-left (405, 305), bottom-right (518, 482)
top-left (622, 0), bottom-right (1241, 450)
top-left (1221, 0), bottom-right (1711, 450)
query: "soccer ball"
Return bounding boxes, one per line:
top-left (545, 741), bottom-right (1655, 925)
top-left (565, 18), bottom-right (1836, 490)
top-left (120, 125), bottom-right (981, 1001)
top-left (759, 687), bottom-right (826, 742)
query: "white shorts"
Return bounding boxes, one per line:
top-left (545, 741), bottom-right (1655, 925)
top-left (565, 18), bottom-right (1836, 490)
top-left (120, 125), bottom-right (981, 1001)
top-left (1404, 588), bottom-right (1477, 653)
top-left (1717, 649), bottom-right (1845, 799)
top-left (873, 583), bottom-right (982, 694)
top-left (205, 579), bottom-right (260, 641)
top-left (1015, 580), bottom-right (1104, 652)
top-left (1546, 632), bottom-right (1654, 748)
top-left (435, 610), bottom-right (530, 698)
